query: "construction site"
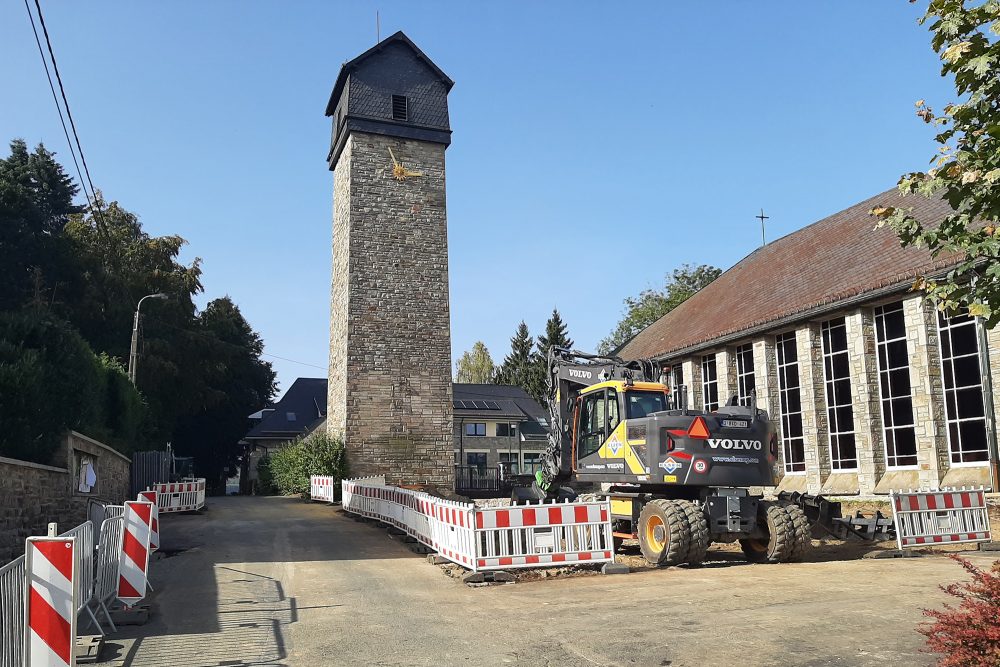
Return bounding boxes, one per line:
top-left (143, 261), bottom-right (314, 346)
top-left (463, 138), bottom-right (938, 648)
top-left (3, 14), bottom-right (1000, 667)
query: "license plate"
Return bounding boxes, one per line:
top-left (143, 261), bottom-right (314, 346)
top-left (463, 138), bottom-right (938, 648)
top-left (722, 419), bottom-right (750, 429)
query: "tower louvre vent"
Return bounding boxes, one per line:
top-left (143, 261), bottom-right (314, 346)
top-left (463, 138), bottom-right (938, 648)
top-left (391, 95), bottom-right (408, 121)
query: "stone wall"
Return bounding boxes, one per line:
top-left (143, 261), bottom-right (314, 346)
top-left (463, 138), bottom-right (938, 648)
top-left (0, 431), bottom-right (130, 563)
top-left (328, 131), bottom-right (454, 489)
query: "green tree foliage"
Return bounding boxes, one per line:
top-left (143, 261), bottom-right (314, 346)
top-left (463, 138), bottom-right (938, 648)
top-left (872, 1), bottom-right (1000, 327)
top-left (171, 297), bottom-right (276, 489)
top-left (532, 308), bottom-right (573, 402)
top-left (494, 321), bottom-right (544, 397)
top-left (598, 264), bottom-right (722, 354)
top-left (0, 140), bottom-right (275, 477)
top-left (0, 140), bottom-right (81, 311)
top-left (455, 341), bottom-right (495, 384)
top-left (0, 312), bottom-right (146, 463)
top-left (264, 432), bottom-right (348, 497)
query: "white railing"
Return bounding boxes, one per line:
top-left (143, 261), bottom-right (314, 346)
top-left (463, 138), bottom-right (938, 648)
top-left (891, 487), bottom-right (993, 550)
top-left (341, 477), bottom-right (614, 572)
top-left (0, 554), bottom-right (25, 667)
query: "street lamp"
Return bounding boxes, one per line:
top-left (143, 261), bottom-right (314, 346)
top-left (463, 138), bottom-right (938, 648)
top-left (128, 293), bottom-right (168, 384)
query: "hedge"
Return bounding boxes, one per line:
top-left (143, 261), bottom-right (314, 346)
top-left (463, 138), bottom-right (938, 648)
top-left (258, 431), bottom-right (347, 497)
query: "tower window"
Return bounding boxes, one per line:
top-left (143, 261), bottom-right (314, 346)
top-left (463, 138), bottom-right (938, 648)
top-left (391, 95), bottom-right (408, 121)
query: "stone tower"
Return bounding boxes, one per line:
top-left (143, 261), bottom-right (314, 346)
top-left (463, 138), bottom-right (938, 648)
top-left (325, 32), bottom-right (455, 489)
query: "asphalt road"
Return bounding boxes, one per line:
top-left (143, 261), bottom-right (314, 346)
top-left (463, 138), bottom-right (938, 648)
top-left (95, 495), bottom-right (995, 667)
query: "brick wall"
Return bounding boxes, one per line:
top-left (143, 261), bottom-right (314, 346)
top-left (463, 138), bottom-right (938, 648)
top-left (328, 131), bottom-right (454, 489)
top-left (0, 431), bottom-right (130, 563)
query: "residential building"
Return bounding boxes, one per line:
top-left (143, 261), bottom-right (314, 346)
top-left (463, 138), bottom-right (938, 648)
top-left (620, 188), bottom-right (998, 496)
top-left (452, 384), bottom-right (548, 475)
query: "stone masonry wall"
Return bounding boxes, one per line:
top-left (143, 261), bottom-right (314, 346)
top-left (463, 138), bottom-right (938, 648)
top-left (0, 431), bottom-right (130, 563)
top-left (328, 132), bottom-right (454, 489)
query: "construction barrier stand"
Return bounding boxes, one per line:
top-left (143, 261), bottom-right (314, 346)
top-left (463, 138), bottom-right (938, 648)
top-left (891, 487), bottom-right (993, 549)
top-left (138, 491), bottom-right (160, 551)
top-left (24, 536), bottom-right (76, 667)
top-left (117, 500), bottom-right (153, 607)
top-left (310, 476), bottom-right (336, 503)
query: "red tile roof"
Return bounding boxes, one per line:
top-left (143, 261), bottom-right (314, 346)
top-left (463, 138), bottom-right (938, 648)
top-left (620, 188), bottom-right (961, 361)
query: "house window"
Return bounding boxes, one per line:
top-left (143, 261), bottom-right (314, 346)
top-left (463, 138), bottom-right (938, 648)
top-left (735, 343), bottom-right (756, 407)
top-left (499, 451), bottom-right (519, 474)
top-left (523, 453), bottom-right (543, 473)
top-left (937, 312), bottom-right (990, 464)
top-left (874, 303), bottom-right (918, 468)
top-left (821, 318), bottom-right (857, 470)
top-left (496, 423), bottom-right (516, 437)
top-left (391, 94), bottom-right (408, 121)
top-left (776, 332), bottom-right (806, 473)
top-left (466, 451), bottom-right (487, 467)
top-left (464, 422), bottom-right (486, 437)
top-left (702, 354), bottom-right (719, 412)
top-left (669, 366), bottom-right (684, 408)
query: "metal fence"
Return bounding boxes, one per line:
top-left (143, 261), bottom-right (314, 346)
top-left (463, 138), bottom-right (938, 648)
top-left (151, 478), bottom-right (206, 512)
top-left (131, 449), bottom-right (172, 496)
top-left (454, 465), bottom-right (506, 495)
top-left (0, 554), bottom-right (25, 667)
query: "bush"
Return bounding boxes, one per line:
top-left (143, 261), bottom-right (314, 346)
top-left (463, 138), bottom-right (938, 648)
top-left (264, 431), bottom-right (348, 497)
top-left (920, 555), bottom-right (1000, 667)
top-left (0, 312), bottom-right (147, 463)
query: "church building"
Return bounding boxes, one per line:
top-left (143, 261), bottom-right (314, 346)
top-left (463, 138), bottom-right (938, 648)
top-left (620, 188), bottom-right (999, 496)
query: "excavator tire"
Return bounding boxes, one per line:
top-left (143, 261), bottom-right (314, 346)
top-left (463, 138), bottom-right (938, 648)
top-left (680, 501), bottom-right (710, 565)
top-left (783, 503), bottom-right (812, 562)
top-left (740, 501), bottom-right (794, 564)
top-left (638, 499), bottom-right (690, 566)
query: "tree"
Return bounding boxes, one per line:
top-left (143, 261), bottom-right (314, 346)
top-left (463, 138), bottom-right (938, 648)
top-left (872, 1), bottom-right (1000, 327)
top-left (169, 297), bottom-right (276, 490)
top-left (494, 321), bottom-right (538, 390)
top-left (455, 341), bottom-right (495, 384)
top-left (598, 264), bottom-right (722, 354)
top-left (0, 140), bottom-right (81, 311)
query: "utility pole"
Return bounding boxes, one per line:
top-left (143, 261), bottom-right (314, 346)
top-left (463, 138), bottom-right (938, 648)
top-left (128, 293), bottom-right (168, 385)
top-left (757, 208), bottom-right (769, 246)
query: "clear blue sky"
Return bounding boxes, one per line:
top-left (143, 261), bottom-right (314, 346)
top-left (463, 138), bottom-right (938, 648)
top-left (0, 1), bottom-right (952, 399)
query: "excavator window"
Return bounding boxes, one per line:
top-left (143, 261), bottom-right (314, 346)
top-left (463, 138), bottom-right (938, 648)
top-left (626, 390), bottom-right (667, 419)
top-left (578, 390), bottom-right (608, 459)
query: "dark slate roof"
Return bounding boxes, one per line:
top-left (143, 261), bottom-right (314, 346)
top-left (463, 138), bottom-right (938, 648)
top-left (245, 378), bottom-right (328, 440)
top-left (620, 189), bottom-right (962, 361)
top-left (325, 31), bottom-right (454, 117)
top-left (452, 384), bottom-right (547, 422)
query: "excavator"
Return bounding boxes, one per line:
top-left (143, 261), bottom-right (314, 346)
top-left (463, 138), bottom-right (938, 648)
top-left (512, 347), bottom-right (815, 566)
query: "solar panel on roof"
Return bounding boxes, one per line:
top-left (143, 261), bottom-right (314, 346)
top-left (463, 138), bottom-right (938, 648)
top-left (484, 401), bottom-right (500, 410)
top-left (452, 400), bottom-right (465, 409)
top-left (470, 400), bottom-right (486, 409)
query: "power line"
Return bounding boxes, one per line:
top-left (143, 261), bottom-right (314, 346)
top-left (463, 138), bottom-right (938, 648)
top-left (146, 314), bottom-right (328, 372)
top-left (22, 0), bottom-right (92, 210)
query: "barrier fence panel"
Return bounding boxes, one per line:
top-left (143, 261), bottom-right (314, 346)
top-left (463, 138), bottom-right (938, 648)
top-left (474, 501), bottom-right (614, 571)
top-left (24, 536), bottom-right (77, 667)
top-left (93, 516), bottom-right (124, 632)
top-left (891, 487), bottom-right (993, 549)
top-left (0, 554), bottom-right (25, 667)
top-left (57, 523), bottom-right (95, 624)
top-left (117, 501), bottom-right (153, 607)
top-left (310, 476), bottom-right (336, 503)
top-left (341, 478), bottom-right (615, 573)
top-left (150, 479), bottom-right (206, 513)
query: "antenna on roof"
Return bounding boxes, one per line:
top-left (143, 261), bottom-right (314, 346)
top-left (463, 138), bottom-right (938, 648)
top-left (756, 208), bottom-right (769, 247)
top-left (376, 10), bottom-right (380, 44)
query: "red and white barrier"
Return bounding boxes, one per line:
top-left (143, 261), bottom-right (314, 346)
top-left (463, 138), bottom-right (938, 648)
top-left (149, 478), bottom-right (206, 513)
top-left (310, 476), bottom-right (336, 503)
top-left (891, 487), bottom-right (993, 549)
top-left (137, 491), bottom-right (160, 551)
top-left (24, 536), bottom-right (76, 667)
top-left (341, 477), bottom-right (614, 572)
top-left (117, 500), bottom-right (153, 607)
